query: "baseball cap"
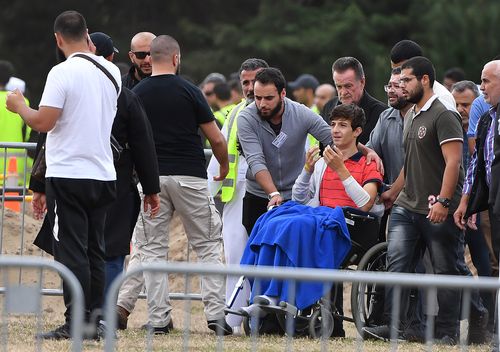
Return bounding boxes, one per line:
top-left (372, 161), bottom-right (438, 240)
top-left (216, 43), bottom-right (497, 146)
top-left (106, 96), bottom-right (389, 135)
top-left (288, 74), bottom-right (320, 91)
top-left (90, 32), bottom-right (119, 57)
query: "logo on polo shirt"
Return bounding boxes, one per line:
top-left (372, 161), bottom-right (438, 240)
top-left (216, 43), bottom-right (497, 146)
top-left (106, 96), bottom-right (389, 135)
top-left (418, 126), bottom-right (427, 139)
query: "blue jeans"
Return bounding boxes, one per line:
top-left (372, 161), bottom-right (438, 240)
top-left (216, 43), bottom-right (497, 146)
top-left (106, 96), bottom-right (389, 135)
top-left (104, 255), bottom-right (126, 298)
top-left (384, 206), bottom-right (462, 338)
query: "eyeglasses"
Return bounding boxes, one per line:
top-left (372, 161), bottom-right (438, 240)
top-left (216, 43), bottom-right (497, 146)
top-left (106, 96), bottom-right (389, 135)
top-left (399, 76), bottom-right (417, 86)
top-left (204, 91), bottom-right (214, 96)
top-left (132, 51), bottom-right (151, 59)
top-left (383, 84), bottom-right (401, 92)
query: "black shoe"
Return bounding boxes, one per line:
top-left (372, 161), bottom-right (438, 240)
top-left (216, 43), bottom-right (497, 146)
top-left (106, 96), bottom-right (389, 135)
top-left (142, 320), bottom-right (174, 335)
top-left (435, 335), bottom-right (457, 346)
top-left (207, 319), bottom-right (233, 336)
top-left (362, 324), bottom-right (404, 342)
top-left (469, 308), bottom-right (490, 344)
top-left (402, 325), bottom-right (425, 343)
top-left (36, 323), bottom-right (71, 340)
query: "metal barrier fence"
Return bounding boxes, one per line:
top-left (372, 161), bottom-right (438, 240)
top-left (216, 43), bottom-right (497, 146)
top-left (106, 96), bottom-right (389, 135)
top-left (0, 142), bottom-right (206, 301)
top-left (103, 262), bottom-right (500, 352)
top-left (0, 255), bottom-right (84, 352)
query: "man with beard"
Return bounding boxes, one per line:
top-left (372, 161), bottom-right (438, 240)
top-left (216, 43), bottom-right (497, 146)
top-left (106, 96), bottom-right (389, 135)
top-left (363, 57), bottom-right (464, 344)
top-left (237, 67), bottom-right (332, 235)
top-left (117, 35), bottom-right (232, 336)
top-left (123, 32), bottom-right (156, 89)
top-left (367, 68), bottom-right (412, 186)
top-left (207, 58), bottom-right (268, 333)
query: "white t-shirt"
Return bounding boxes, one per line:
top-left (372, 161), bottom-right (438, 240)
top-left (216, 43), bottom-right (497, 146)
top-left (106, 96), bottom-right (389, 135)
top-left (433, 80), bottom-right (457, 112)
top-left (39, 52), bottom-right (121, 181)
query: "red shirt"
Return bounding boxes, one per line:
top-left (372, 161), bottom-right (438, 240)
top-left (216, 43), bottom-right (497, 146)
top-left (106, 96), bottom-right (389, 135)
top-left (319, 152), bottom-right (382, 208)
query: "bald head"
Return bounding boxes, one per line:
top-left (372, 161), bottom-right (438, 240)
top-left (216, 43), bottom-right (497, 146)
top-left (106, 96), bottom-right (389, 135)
top-left (130, 32), bottom-right (156, 51)
top-left (314, 84), bottom-right (336, 112)
top-left (481, 60), bottom-right (500, 106)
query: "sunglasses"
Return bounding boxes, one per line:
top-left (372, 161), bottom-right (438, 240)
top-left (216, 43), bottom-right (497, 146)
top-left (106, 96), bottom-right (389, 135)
top-left (132, 51), bottom-right (151, 59)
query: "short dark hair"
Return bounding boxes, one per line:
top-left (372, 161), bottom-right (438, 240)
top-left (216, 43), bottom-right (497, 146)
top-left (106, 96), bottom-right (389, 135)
top-left (53, 10), bottom-right (87, 42)
top-left (390, 40), bottom-right (423, 65)
top-left (228, 78), bottom-right (242, 94)
top-left (213, 82), bottom-right (231, 101)
top-left (451, 80), bottom-right (480, 98)
top-left (391, 67), bottom-right (402, 75)
top-left (444, 67), bottom-right (466, 82)
top-left (255, 67), bottom-right (286, 93)
top-left (330, 103), bottom-right (366, 131)
top-left (151, 35), bottom-right (179, 61)
top-left (239, 58), bottom-right (269, 76)
top-left (332, 57), bottom-right (364, 80)
top-left (401, 56), bottom-right (435, 87)
top-left (0, 60), bottom-right (14, 86)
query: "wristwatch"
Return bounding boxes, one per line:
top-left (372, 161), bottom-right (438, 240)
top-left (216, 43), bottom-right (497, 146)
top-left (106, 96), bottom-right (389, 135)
top-left (436, 196), bottom-right (451, 208)
top-left (268, 191), bottom-right (280, 200)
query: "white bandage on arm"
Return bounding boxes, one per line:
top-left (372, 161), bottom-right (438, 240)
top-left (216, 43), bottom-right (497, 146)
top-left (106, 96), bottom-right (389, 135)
top-left (342, 176), bottom-right (370, 208)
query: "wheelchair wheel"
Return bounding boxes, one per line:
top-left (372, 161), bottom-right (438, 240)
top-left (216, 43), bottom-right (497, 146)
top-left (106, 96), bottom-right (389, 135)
top-left (243, 314), bottom-right (285, 336)
top-left (308, 306), bottom-right (334, 338)
top-left (276, 309), bottom-right (310, 337)
top-left (350, 241), bottom-right (387, 336)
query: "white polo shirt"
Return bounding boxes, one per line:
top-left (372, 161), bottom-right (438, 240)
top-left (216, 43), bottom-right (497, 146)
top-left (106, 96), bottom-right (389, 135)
top-left (39, 52), bottom-right (121, 181)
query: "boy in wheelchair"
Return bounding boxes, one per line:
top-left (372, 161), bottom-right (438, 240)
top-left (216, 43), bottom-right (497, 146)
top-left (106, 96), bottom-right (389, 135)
top-left (238, 104), bottom-right (384, 334)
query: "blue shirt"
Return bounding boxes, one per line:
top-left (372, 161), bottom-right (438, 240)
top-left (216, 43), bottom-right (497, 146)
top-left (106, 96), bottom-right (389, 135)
top-left (463, 106), bottom-right (495, 194)
top-left (467, 95), bottom-right (490, 138)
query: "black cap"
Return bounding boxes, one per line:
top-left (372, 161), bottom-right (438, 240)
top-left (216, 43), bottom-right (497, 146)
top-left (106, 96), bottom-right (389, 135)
top-left (288, 74), bottom-right (319, 91)
top-left (90, 32), bottom-right (119, 58)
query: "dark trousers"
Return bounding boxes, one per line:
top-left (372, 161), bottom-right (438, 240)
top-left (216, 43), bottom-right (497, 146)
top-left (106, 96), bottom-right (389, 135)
top-left (242, 192), bottom-right (270, 235)
top-left (384, 206), bottom-right (462, 338)
top-left (45, 177), bottom-right (116, 324)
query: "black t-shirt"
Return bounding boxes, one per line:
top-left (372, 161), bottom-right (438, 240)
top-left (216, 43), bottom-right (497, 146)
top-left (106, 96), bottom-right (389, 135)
top-left (133, 74), bottom-right (214, 178)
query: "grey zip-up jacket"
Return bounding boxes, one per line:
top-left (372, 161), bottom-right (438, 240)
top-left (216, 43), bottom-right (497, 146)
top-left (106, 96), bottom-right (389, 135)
top-left (237, 97), bottom-right (332, 199)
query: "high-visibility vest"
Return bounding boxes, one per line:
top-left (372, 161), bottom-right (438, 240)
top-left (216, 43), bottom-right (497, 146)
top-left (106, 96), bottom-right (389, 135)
top-left (220, 100), bottom-right (247, 202)
top-left (306, 105), bottom-right (321, 149)
top-left (213, 103), bottom-right (236, 128)
top-left (0, 91), bottom-right (31, 185)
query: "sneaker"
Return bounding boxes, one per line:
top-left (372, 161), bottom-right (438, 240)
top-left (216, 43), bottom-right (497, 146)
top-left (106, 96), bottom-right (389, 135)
top-left (116, 305), bottom-right (130, 330)
top-left (207, 319), bottom-right (233, 336)
top-left (362, 324), bottom-right (404, 342)
top-left (36, 323), bottom-right (72, 340)
top-left (142, 320), bottom-right (174, 335)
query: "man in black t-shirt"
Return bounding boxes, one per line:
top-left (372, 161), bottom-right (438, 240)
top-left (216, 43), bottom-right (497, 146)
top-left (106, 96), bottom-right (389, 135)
top-left (116, 35), bottom-right (232, 336)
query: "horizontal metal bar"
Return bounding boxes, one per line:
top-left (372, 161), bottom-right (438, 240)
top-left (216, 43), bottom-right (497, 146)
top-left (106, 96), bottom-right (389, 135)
top-left (0, 142), bottom-right (36, 150)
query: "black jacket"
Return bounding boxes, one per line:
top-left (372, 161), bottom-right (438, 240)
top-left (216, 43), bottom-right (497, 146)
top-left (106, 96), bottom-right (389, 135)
top-left (321, 90), bottom-right (387, 145)
top-left (465, 111), bottom-right (492, 218)
top-left (489, 106), bottom-right (500, 215)
top-left (122, 66), bottom-right (141, 90)
top-left (32, 87), bottom-right (160, 257)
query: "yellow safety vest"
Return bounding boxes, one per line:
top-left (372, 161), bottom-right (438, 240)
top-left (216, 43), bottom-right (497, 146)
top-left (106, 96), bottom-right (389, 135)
top-left (307, 105), bottom-right (321, 149)
top-left (213, 103), bottom-right (236, 127)
top-left (0, 91), bottom-right (31, 186)
top-left (220, 100), bottom-right (247, 202)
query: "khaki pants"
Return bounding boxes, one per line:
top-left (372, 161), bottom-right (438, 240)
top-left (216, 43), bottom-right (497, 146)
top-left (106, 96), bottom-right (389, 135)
top-left (117, 176), bottom-right (226, 327)
top-left (480, 210), bottom-right (499, 276)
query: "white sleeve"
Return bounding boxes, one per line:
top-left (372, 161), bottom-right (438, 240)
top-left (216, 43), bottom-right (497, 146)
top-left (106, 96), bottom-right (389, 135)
top-left (342, 176), bottom-right (370, 208)
top-left (39, 67), bottom-right (66, 109)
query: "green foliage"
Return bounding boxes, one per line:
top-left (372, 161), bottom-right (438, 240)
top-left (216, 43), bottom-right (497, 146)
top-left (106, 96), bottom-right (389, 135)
top-left (0, 0), bottom-right (498, 105)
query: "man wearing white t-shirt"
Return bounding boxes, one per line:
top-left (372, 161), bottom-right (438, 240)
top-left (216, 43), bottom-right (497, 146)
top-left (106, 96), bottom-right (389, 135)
top-left (7, 11), bottom-right (121, 340)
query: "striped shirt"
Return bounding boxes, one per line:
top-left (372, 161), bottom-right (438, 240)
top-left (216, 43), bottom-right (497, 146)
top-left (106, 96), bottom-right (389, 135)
top-left (319, 152), bottom-right (382, 208)
top-left (463, 107), bottom-right (495, 194)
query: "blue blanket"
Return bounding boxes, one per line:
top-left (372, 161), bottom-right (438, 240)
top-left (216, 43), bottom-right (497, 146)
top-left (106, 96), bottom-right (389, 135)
top-left (240, 201), bottom-right (351, 310)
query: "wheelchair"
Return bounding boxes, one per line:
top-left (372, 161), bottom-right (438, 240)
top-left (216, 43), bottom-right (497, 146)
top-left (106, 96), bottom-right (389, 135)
top-left (225, 206), bottom-right (388, 338)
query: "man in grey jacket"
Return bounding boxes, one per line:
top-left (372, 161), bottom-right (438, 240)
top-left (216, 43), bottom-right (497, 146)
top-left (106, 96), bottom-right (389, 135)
top-left (237, 67), bottom-right (332, 234)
